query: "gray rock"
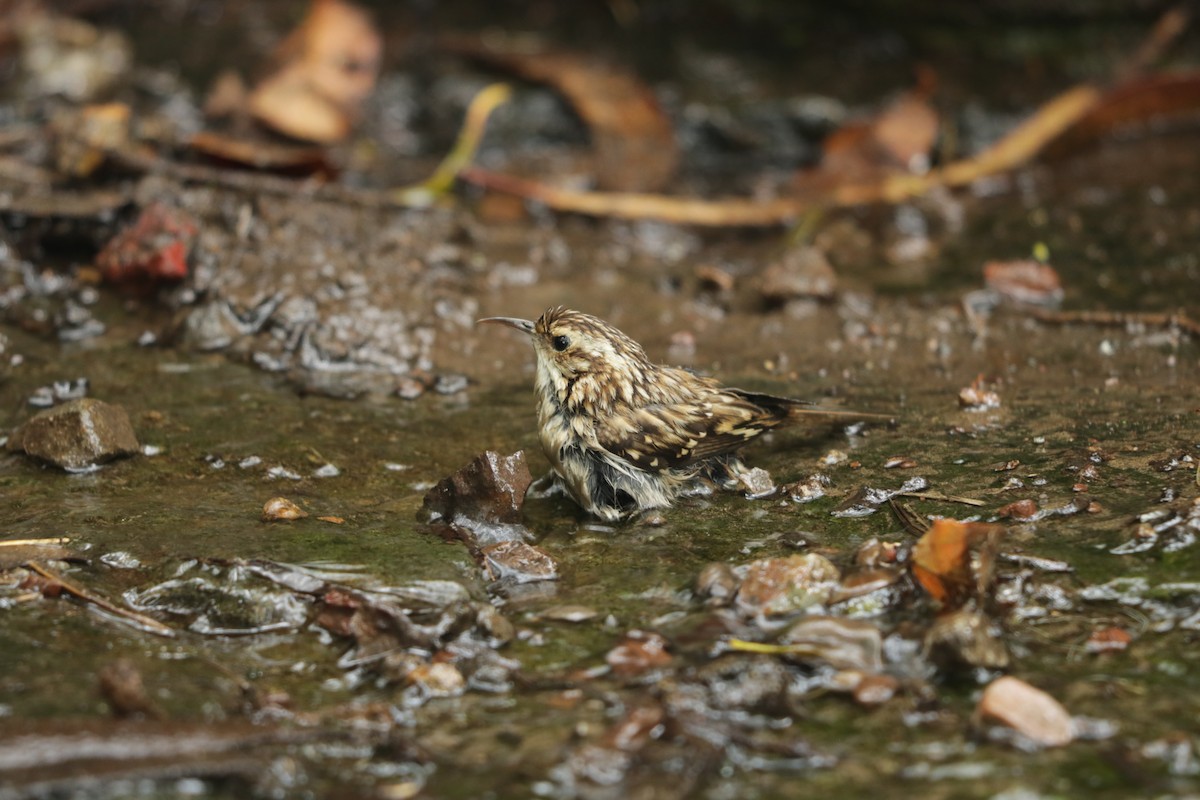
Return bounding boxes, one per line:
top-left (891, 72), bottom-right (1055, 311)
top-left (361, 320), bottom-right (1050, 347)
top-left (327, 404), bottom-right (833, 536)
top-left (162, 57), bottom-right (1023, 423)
top-left (8, 397), bottom-right (139, 471)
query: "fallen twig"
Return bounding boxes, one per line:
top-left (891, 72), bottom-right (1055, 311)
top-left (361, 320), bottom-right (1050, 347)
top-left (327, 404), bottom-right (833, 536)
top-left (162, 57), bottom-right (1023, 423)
top-left (1030, 308), bottom-right (1200, 337)
top-left (107, 83), bottom-right (512, 211)
top-left (460, 85), bottom-right (1102, 226)
top-left (0, 537), bottom-right (72, 548)
top-left (109, 145), bottom-right (383, 205)
top-left (896, 491), bottom-right (987, 507)
top-left (1117, 4), bottom-right (1190, 81)
top-left (25, 561), bottom-right (176, 638)
top-left (889, 499), bottom-right (932, 537)
top-left (726, 638), bottom-right (818, 656)
top-left (392, 82), bottom-right (511, 206)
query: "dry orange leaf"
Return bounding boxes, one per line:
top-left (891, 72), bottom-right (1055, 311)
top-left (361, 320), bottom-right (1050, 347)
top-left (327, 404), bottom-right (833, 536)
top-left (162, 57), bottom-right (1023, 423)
top-left (912, 518), bottom-right (1004, 608)
top-left (796, 67), bottom-right (939, 198)
top-left (249, 0), bottom-right (381, 143)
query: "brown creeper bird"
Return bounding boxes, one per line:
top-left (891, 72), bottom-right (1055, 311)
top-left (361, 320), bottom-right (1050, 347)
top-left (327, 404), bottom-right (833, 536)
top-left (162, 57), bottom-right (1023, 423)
top-left (480, 307), bottom-right (885, 522)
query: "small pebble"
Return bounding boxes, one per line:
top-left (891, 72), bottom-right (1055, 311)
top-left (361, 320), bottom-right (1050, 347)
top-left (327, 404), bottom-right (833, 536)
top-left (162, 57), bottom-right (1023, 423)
top-left (262, 497), bottom-right (308, 521)
top-left (977, 676), bottom-right (1073, 747)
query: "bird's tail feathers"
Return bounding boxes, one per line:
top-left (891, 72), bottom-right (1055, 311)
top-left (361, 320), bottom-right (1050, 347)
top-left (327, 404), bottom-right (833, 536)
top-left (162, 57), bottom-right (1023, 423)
top-left (730, 388), bottom-right (894, 424)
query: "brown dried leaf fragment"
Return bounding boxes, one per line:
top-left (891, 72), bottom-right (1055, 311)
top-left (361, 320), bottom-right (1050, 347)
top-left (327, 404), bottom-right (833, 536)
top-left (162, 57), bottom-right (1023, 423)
top-left (189, 131), bottom-right (333, 174)
top-left (1047, 70), bottom-right (1200, 155)
top-left (911, 519), bottom-right (1005, 609)
top-left (997, 499), bottom-right (1039, 520)
top-left (481, 540), bottom-right (558, 584)
top-left (794, 67), bottom-right (939, 198)
top-left (249, 0), bottom-right (381, 143)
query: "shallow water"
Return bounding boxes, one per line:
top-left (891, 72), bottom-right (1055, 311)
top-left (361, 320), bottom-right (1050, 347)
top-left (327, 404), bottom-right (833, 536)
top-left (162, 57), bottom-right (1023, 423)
top-left (2, 4), bottom-right (1199, 798)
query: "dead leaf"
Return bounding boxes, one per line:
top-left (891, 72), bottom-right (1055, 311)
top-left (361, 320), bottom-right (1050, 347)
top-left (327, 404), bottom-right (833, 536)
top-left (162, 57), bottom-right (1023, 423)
top-left (204, 69), bottom-right (248, 118)
top-left (95, 202), bottom-right (198, 283)
top-left (776, 615), bottom-right (884, 671)
top-left (997, 499), bottom-right (1039, 520)
top-left (958, 375), bottom-right (1001, 411)
top-left (442, 34), bottom-right (678, 192)
top-left (795, 67), bottom-right (939, 198)
top-left (189, 131), bottom-right (332, 174)
top-left (249, 0), bottom-right (381, 143)
top-left (52, 102), bottom-right (130, 178)
top-left (480, 540), bottom-right (558, 584)
top-left (98, 658), bottom-right (162, 719)
top-left (924, 607), bottom-right (1010, 669)
top-left (459, 83), bottom-right (1101, 226)
top-left (911, 519), bottom-right (1004, 608)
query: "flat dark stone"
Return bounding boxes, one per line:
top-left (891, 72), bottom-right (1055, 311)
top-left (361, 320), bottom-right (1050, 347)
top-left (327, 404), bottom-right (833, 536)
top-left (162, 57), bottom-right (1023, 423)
top-left (421, 450), bottom-right (532, 525)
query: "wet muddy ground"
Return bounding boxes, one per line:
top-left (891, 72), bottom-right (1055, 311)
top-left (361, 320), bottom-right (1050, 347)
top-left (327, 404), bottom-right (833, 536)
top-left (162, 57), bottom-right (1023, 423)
top-left (2, 2), bottom-right (1199, 799)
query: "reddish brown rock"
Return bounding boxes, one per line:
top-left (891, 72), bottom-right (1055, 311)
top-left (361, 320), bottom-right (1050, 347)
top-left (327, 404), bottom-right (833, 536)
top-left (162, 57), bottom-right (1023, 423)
top-left (421, 450), bottom-right (532, 525)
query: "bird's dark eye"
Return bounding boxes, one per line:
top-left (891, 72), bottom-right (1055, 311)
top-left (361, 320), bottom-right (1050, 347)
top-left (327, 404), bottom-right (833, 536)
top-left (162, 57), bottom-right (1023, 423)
top-left (551, 334), bottom-right (570, 352)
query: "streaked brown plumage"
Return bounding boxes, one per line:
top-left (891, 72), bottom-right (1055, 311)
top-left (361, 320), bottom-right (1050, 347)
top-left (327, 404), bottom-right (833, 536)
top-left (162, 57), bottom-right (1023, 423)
top-left (480, 307), bottom-right (884, 521)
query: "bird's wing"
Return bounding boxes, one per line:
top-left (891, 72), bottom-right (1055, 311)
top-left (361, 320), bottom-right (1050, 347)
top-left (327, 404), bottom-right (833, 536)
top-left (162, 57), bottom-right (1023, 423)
top-left (596, 395), bottom-right (781, 471)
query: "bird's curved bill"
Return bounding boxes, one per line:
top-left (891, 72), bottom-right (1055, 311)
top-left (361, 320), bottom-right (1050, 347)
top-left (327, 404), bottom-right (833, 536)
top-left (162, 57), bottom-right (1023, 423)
top-left (477, 316), bottom-right (535, 334)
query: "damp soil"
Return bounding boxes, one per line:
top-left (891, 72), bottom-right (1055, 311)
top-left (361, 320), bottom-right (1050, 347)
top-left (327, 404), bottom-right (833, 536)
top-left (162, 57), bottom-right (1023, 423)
top-left (2, 4), bottom-right (1199, 800)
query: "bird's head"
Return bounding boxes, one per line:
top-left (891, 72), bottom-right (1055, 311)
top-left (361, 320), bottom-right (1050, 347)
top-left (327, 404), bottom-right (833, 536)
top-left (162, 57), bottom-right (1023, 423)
top-left (479, 307), bottom-right (650, 397)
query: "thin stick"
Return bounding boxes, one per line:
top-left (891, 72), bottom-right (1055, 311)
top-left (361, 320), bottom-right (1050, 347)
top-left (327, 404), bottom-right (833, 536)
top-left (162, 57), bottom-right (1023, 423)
top-left (25, 561), bottom-right (176, 638)
top-left (726, 638), bottom-right (816, 656)
top-left (1031, 308), bottom-right (1200, 337)
top-left (393, 82), bottom-right (511, 206)
top-left (896, 491), bottom-right (987, 507)
top-left (459, 85), bottom-right (1102, 226)
top-left (889, 499), bottom-right (932, 537)
top-left (1116, 5), bottom-right (1190, 81)
top-left (0, 538), bottom-right (72, 547)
